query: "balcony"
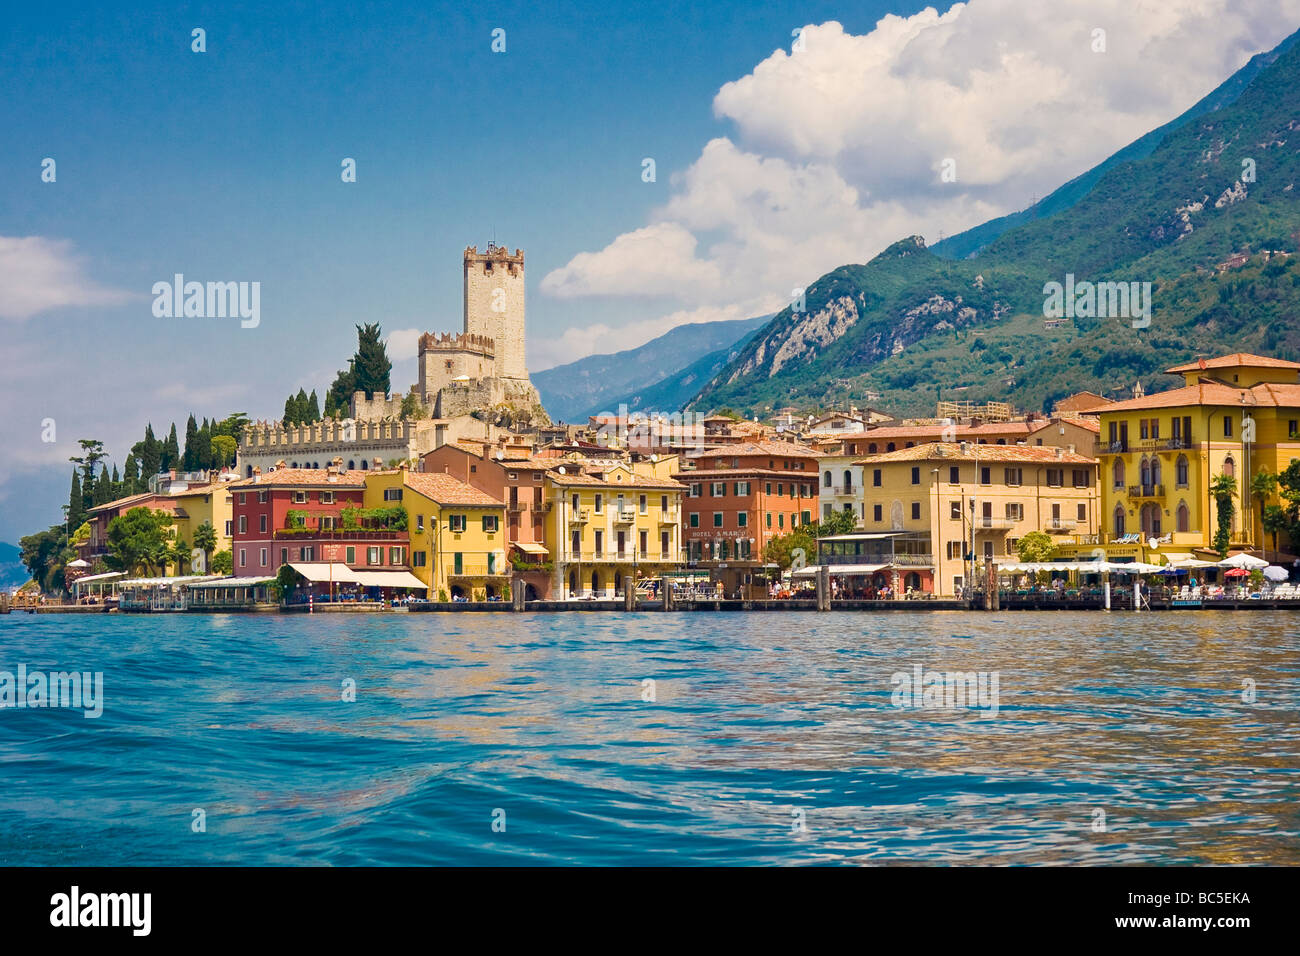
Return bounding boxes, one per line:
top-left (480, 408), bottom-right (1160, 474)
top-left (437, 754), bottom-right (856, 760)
top-left (1128, 484), bottom-right (1165, 499)
top-left (829, 484), bottom-right (856, 496)
top-left (273, 528), bottom-right (404, 540)
top-left (613, 508), bottom-right (637, 523)
top-left (570, 509), bottom-right (591, 524)
top-left (1106, 441), bottom-right (1128, 454)
top-left (658, 509), bottom-right (679, 523)
top-left (1046, 518), bottom-right (1077, 533)
top-left (976, 516), bottom-right (1016, 530)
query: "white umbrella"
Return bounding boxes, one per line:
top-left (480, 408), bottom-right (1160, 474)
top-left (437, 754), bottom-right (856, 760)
top-left (1219, 553), bottom-right (1269, 570)
top-left (1263, 565), bottom-right (1289, 582)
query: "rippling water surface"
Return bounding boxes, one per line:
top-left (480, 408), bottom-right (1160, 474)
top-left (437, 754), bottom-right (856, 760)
top-left (1, 611), bottom-right (1296, 865)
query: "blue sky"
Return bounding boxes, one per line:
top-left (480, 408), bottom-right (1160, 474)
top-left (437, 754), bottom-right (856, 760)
top-left (3, 0), bottom-right (1296, 543)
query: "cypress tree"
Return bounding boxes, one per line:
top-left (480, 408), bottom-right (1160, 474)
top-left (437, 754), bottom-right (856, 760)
top-left (353, 323), bottom-right (392, 398)
top-left (93, 467), bottom-right (112, 505)
top-left (283, 394), bottom-right (299, 426)
top-left (138, 424), bottom-right (161, 480)
top-left (307, 389), bottom-right (321, 422)
top-left (68, 471), bottom-right (85, 530)
top-left (196, 418), bottom-right (212, 470)
top-left (162, 423), bottom-right (180, 472)
top-left (182, 414), bottom-right (199, 471)
top-left (123, 454), bottom-right (140, 495)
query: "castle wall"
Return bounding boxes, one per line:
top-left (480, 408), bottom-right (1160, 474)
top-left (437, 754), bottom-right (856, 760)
top-left (418, 332), bottom-right (497, 401)
top-left (464, 245), bottom-right (526, 380)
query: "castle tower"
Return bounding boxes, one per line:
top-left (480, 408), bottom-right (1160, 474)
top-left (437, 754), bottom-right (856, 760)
top-left (463, 243), bottom-right (526, 380)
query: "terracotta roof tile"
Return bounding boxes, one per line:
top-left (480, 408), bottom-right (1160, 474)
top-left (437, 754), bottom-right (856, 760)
top-left (854, 442), bottom-right (1095, 466)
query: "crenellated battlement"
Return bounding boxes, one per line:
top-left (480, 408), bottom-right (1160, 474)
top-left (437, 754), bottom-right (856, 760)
top-left (239, 417), bottom-right (419, 450)
top-left (418, 331), bottom-right (495, 356)
top-left (464, 243), bottom-right (524, 269)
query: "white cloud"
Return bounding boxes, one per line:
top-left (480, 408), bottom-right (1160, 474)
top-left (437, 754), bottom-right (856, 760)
top-left (541, 0), bottom-right (1300, 357)
top-left (0, 236), bottom-right (136, 320)
top-left (385, 328), bottom-right (423, 362)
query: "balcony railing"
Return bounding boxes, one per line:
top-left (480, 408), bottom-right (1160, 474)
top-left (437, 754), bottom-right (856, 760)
top-left (1046, 518), bottom-right (1077, 532)
top-left (976, 516), bottom-right (1016, 530)
top-left (564, 550), bottom-right (687, 563)
top-left (1106, 441), bottom-right (1128, 453)
top-left (613, 508), bottom-right (637, 523)
top-left (272, 528), bottom-right (405, 540)
top-left (828, 484), bottom-right (855, 496)
top-left (1128, 484), bottom-right (1165, 498)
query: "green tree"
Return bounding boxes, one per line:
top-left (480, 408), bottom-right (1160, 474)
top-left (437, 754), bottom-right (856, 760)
top-left (812, 508), bottom-right (858, 537)
top-left (210, 435), bottom-right (237, 469)
top-left (1016, 531), bottom-right (1057, 562)
top-left (18, 527), bottom-right (73, 594)
top-left (1210, 473), bottom-right (1237, 557)
top-left (135, 423), bottom-right (161, 481)
top-left (400, 392), bottom-right (425, 419)
top-left (1251, 470), bottom-right (1280, 560)
top-left (353, 322), bottom-right (392, 398)
top-left (122, 454), bottom-right (140, 495)
top-left (182, 414), bottom-right (199, 471)
top-left (105, 507), bottom-right (176, 576)
top-left (193, 521), bottom-right (218, 572)
top-left (92, 466), bottom-right (112, 506)
top-left (161, 423), bottom-right (180, 472)
top-left (762, 529), bottom-right (816, 570)
top-left (306, 389), bottom-right (321, 421)
top-left (67, 470), bottom-right (85, 530)
top-left (68, 439), bottom-right (106, 514)
top-left (211, 550), bottom-right (233, 574)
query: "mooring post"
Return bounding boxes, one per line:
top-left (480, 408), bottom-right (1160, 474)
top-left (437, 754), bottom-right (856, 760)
top-left (1133, 579), bottom-right (1141, 612)
top-left (662, 580), bottom-right (673, 611)
top-left (816, 566), bottom-right (830, 611)
top-left (1104, 577), bottom-right (1111, 611)
top-left (512, 576), bottom-right (525, 612)
top-left (986, 563), bottom-right (999, 610)
top-left (624, 578), bottom-right (635, 611)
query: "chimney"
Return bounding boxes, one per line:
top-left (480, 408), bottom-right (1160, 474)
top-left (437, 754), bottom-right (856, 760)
top-left (274, 459), bottom-right (287, 471)
top-left (1068, 444), bottom-right (1075, 455)
top-left (959, 441), bottom-right (970, 456)
top-left (1055, 446), bottom-right (1065, 459)
top-left (372, 457), bottom-right (383, 469)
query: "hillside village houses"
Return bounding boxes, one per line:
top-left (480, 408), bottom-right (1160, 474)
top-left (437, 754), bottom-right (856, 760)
top-left (64, 238), bottom-right (1300, 608)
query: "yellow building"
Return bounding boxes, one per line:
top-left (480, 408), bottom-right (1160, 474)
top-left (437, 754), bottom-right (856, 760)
top-left (1088, 353), bottom-right (1300, 561)
top-left (849, 442), bottom-right (1099, 596)
top-left (546, 462), bottom-right (686, 598)
top-left (363, 468), bottom-right (507, 599)
top-left (168, 483), bottom-right (233, 573)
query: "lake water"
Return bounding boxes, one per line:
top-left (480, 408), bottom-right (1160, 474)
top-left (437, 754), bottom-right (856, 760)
top-left (1, 611), bottom-right (1296, 865)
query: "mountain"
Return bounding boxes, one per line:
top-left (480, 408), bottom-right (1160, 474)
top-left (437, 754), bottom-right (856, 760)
top-left (932, 29), bottom-right (1300, 260)
top-left (533, 314), bottom-right (770, 422)
top-left (688, 27), bottom-right (1300, 419)
top-left (0, 542), bottom-right (30, 589)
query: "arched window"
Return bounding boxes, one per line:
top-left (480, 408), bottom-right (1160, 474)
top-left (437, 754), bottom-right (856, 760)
top-left (1113, 458), bottom-right (1125, 489)
top-left (887, 442), bottom-right (896, 452)
top-left (868, 443), bottom-right (877, 454)
top-left (823, 470), bottom-right (832, 487)
top-left (245, 465), bottom-right (253, 478)
top-left (591, 571), bottom-right (600, 595)
top-left (1176, 501), bottom-right (1190, 533)
top-left (1176, 454), bottom-right (1188, 487)
top-left (1223, 456), bottom-right (1235, 479)
top-left (1113, 505), bottom-right (1126, 538)
top-left (1151, 457), bottom-right (1162, 487)
top-left (569, 570), bottom-right (577, 596)
top-left (1140, 457), bottom-right (1151, 486)
top-left (906, 572), bottom-right (921, 591)
top-left (843, 469), bottom-right (852, 490)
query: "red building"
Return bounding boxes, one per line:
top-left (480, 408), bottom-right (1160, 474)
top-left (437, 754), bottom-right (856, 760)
top-left (676, 440), bottom-right (821, 597)
top-left (228, 463), bottom-right (407, 578)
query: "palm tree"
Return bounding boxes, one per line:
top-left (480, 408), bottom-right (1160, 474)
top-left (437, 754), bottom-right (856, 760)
top-left (1210, 473), bottom-right (1238, 557)
top-left (193, 521), bottom-right (217, 573)
top-left (1250, 471), bottom-right (1279, 561)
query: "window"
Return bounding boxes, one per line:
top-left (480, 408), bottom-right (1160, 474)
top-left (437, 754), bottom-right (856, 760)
top-left (1112, 459), bottom-right (1125, 489)
top-left (979, 467), bottom-right (991, 485)
top-left (449, 514), bottom-right (466, 533)
top-left (824, 471), bottom-right (832, 487)
top-left (390, 546), bottom-right (405, 564)
top-left (507, 472), bottom-right (518, 481)
top-left (777, 484), bottom-right (784, 496)
top-left (950, 500), bottom-right (961, 519)
top-left (765, 482), bottom-right (772, 495)
top-left (1077, 503), bottom-right (1087, 522)
top-left (689, 513), bottom-right (700, 528)
top-left (320, 491), bottom-right (335, 504)
top-left (711, 482), bottom-right (725, 497)
top-left (368, 547), bottom-right (382, 565)
top-left (1005, 503), bottom-right (1023, 521)
top-left (1175, 455), bottom-right (1189, 487)
top-left (300, 546), bottom-right (314, 561)
top-left (238, 515), bottom-right (247, 534)
top-left (346, 546), bottom-right (355, 564)
top-left (713, 513), bottom-right (723, 528)
top-left (766, 513), bottom-right (772, 528)
top-left (778, 514), bottom-right (785, 529)
top-left (1005, 468), bottom-right (1023, 487)
top-left (225, 520), bottom-right (232, 536)
top-left (594, 494), bottom-right (603, 512)
top-left (1176, 502), bottom-right (1190, 533)
top-left (639, 494), bottom-right (647, 513)
top-left (293, 491), bottom-right (307, 504)
top-left (383, 488), bottom-right (403, 501)
top-left (454, 553), bottom-right (463, 575)
top-left (1139, 419), bottom-right (1149, 440)
top-left (949, 466), bottom-right (959, 484)
top-left (259, 514), bottom-right (267, 533)
top-left (413, 550), bottom-right (426, 568)
top-left (735, 481), bottom-right (750, 496)
top-left (259, 548), bottom-right (267, 566)
top-left (238, 493), bottom-right (246, 505)
top-left (737, 512), bottom-right (748, 528)
top-left (1223, 456), bottom-right (1235, 479)
top-left (911, 502), bottom-right (921, 520)
top-left (483, 515), bottom-right (499, 533)
top-left (258, 490), bottom-right (268, 504)
top-left (911, 466), bottom-right (920, 485)
top-left (320, 516), bottom-right (335, 531)
top-left (873, 469), bottom-right (882, 487)
top-left (571, 493), bottom-right (580, 511)
top-left (1072, 469), bottom-right (1089, 488)
top-left (239, 548), bottom-right (246, 568)
top-left (801, 511), bottom-right (811, 526)
top-left (1045, 468), bottom-right (1062, 487)
top-left (1224, 416), bottom-right (1233, 438)
top-left (417, 514), bottom-right (424, 533)
top-left (947, 540), bottom-right (963, 560)
top-left (873, 504), bottom-right (882, 522)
